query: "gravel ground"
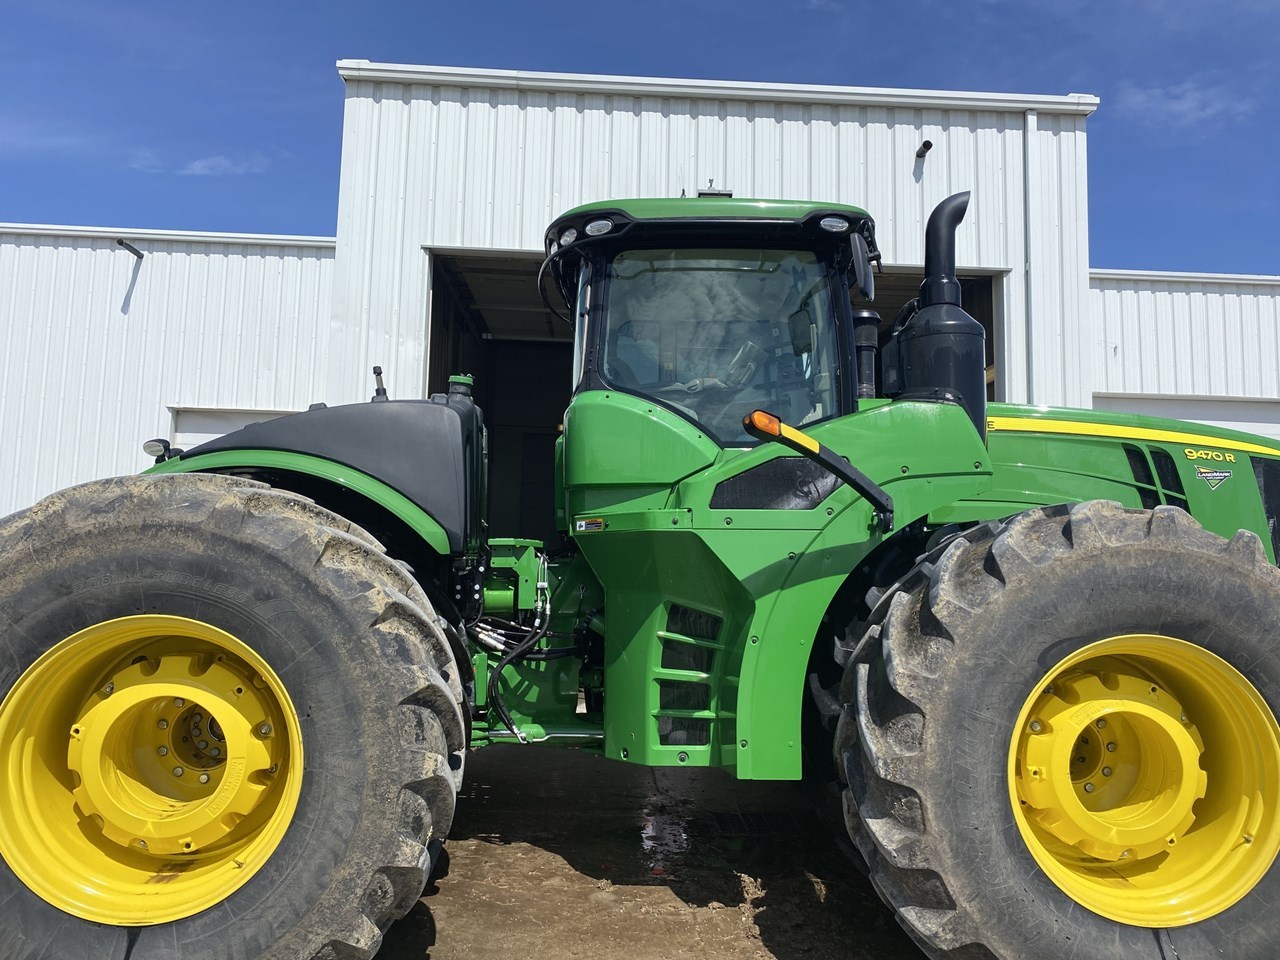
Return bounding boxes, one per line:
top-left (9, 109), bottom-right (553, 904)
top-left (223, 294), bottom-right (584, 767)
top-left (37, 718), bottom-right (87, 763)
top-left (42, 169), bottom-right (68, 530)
top-left (379, 744), bottom-right (927, 960)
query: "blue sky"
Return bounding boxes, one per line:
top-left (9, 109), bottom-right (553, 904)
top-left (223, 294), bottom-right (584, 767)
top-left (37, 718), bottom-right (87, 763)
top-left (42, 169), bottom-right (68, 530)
top-left (2, 1), bottom-right (1276, 274)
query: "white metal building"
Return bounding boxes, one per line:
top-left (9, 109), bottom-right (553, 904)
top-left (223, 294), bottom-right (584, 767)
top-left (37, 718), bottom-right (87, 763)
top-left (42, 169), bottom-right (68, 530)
top-left (1, 61), bottom-right (1278, 518)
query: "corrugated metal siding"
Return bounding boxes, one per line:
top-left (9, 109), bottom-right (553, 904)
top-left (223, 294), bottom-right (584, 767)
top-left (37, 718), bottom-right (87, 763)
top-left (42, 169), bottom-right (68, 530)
top-left (0, 227), bottom-right (334, 514)
top-left (332, 67), bottom-right (1096, 407)
top-left (1091, 270), bottom-right (1280, 399)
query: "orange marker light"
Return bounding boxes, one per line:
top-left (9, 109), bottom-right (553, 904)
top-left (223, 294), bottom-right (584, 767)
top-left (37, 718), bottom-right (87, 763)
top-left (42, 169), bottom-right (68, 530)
top-left (747, 410), bottom-right (781, 436)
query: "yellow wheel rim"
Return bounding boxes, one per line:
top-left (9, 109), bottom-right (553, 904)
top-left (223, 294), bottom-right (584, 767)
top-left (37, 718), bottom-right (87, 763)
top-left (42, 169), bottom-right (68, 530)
top-left (1009, 634), bottom-right (1280, 926)
top-left (0, 615), bottom-right (304, 925)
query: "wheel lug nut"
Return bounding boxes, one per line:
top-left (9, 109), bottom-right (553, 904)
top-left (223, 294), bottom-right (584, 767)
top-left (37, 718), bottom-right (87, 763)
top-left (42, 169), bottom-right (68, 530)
top-left (1102, 766), bottom-right (1113, 777)
top-left (199, 773), bottom-right (210, 784)
top-left (210, 747), bottom-right (221, 757)
top-left (157, 746), bottom-right (169, 757)
top-left (1029, 720), bottom-right (1043, 733)
top-left (1244, 834), bottom-right (1254, 844)
top-left (1180, 712), bottom-right (1188, 722)
top-left (198, 741), bottom-right (209, 750)
top-left (258, 724), bottom-right (272, 737)
top-left (1095, 718), bottom-right (1107, 729)
top-left (193, 713), bottom-right (203, 723)
top-left (1106, 742), bottom-right (1117, 752)
top-left (174, 698), bottom-right (185, 708)
top-left (1084, 783), bottom-right (1095, 793)
top-left (157, 719), bottom-right (169, 730)
top-left (103, 682), bottom-right (115, 696)
top-left (172, 766), bottom-right (184, 777)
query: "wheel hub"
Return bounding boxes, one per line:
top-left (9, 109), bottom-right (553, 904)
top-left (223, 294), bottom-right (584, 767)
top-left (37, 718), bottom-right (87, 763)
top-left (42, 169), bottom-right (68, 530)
top-left (1008, 634), bottom-right (1280, 927)
top-left (0, 616), bottom-right (303, 925)
top-left (66, 653), bottom-right (283, 857)
top-left (1016, 668), bottom-right (1206, 861)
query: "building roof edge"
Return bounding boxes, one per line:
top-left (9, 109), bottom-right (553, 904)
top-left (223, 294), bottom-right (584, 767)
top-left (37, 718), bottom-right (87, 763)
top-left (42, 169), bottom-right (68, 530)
top-left (336, 60), bottom-right (1100, 115)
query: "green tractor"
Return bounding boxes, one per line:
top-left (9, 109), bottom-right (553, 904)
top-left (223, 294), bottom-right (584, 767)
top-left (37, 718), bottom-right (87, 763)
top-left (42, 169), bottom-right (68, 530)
top-left (2, 191), bottom-right (1278, 960)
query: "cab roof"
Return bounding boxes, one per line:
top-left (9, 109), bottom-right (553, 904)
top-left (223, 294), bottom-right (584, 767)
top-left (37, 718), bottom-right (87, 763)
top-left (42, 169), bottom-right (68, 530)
top-left (554, 196), bottom-right (872, 223)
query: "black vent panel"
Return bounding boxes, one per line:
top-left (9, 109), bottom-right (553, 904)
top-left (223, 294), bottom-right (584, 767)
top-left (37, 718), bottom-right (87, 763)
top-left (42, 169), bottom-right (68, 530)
top-left (661, 637), bottom-right (715, 673)
top-left (658, 680), bottom-right (711, 712)
top-left (1150, 448), bottom-right (1189, 511)
top-left (1252, 457), bottom-right (1280, 564)
top-left (1123, 445), bottom-right (1160, 510)
top-left (710, 457), bottom-right (840, 510)
top-left (658, 717), bottom-right (711, 746)
top-left (667, 605), bottom-right (722, 641)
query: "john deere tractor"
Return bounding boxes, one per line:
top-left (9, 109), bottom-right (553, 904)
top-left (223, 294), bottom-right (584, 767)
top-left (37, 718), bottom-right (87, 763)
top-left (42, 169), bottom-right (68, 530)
top-left (2, 191), bottom-right (1278, 960)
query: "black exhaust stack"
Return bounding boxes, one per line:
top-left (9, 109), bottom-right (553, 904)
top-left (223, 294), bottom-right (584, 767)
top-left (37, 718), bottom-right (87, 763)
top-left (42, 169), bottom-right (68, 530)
top-left (894, 191), bottom-right (987, 442)
top-left (851, 308), bottom-right (881, 399)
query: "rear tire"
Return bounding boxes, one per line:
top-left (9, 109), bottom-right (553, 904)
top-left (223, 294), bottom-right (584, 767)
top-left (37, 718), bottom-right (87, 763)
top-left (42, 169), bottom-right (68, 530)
top-left (835, 501), bottom-right (1280, 959)
top-left (0, 474), bottom-right (466, 960)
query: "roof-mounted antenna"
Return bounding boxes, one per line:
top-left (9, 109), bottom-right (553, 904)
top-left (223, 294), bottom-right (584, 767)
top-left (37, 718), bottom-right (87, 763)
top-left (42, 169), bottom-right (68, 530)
top-left (697, 178), bottom-right (733, 198)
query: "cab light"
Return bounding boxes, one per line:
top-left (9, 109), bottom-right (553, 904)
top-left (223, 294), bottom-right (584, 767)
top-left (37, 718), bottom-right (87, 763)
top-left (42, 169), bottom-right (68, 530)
top-left (559, 228), bottom-right (578, 245)
top-left (819, 217), bottom-right (850, 233)
top-left (584, 218), bottom-right (613, 236)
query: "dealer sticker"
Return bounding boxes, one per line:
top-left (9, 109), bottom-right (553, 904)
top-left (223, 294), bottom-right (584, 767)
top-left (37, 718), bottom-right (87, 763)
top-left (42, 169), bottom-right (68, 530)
top-left (1196, 466), bottom-right (1232, 490)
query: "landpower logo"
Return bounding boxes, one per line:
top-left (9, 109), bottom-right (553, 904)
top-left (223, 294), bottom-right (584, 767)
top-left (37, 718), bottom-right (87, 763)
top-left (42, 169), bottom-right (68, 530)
top-left (1196, 465), bottom-right (1232, 490)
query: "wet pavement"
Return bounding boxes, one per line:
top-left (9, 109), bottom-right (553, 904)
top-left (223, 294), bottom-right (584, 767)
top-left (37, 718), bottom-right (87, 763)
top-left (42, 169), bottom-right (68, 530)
top-left (380, 745), bottom-right (927, 960)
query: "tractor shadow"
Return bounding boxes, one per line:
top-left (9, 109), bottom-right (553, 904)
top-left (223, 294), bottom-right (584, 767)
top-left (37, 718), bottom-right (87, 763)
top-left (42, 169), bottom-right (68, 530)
top-left (381, 744), bottom-right (924, 960)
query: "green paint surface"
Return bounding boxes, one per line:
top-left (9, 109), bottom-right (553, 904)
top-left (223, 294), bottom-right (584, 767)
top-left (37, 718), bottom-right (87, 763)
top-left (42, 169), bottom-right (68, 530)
top-left (555, 196), bottom-right (871, 224)
top-left (146, 450), bottom-right (452, 555)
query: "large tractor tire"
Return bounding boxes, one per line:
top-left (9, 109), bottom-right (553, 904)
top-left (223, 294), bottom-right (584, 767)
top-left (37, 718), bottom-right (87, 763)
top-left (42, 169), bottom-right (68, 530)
top-left (835, 501), bottom-right (1280, 960)
top-left (0, 474), bottom-right (466, 960)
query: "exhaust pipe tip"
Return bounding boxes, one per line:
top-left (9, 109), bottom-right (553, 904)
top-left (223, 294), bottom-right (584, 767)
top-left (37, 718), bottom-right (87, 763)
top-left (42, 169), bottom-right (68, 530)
top-left (920, 191), bottom-right (970, 308)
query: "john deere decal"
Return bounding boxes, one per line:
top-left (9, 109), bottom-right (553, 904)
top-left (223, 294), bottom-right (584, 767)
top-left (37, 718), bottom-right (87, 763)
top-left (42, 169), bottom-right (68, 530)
top-left (1196, 466), bottom-right (1232, 490)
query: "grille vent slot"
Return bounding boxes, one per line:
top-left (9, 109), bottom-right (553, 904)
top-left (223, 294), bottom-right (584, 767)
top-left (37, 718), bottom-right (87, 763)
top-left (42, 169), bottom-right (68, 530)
top-left (1150, 448), bottom-right (1189, 511)
top-left (1123, 444), bottom-right (1160, 510)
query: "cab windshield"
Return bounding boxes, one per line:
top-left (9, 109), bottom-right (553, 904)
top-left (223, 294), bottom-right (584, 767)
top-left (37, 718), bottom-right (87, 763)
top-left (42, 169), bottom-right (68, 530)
top-left (601, 247), bottom-right (840, 444)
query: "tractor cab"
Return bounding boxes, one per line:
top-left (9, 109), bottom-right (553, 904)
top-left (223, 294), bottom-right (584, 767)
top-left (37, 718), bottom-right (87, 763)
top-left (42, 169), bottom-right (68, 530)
top-left (543, 198), bottom-right (881, 446)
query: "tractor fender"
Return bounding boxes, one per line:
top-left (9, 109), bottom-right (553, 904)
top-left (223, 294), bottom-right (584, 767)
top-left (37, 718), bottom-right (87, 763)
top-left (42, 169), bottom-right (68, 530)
top-left (148, 449), bottom-right (453, 557)
top-left (150, 398), bottom-right (485, 556)
top-left (730, 402), bottom-right (994, 780)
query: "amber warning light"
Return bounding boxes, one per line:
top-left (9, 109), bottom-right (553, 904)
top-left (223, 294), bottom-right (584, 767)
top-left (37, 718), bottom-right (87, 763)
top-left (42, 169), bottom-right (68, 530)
top-left (745, 410), bottom-right (780, 437)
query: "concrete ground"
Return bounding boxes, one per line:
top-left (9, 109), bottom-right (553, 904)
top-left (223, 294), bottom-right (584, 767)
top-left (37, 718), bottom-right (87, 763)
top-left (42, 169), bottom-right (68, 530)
top-left (379, 745), bottom-right (927, 960)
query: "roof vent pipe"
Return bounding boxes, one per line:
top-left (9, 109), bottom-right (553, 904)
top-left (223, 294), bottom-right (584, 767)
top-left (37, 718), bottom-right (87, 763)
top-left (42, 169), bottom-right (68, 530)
top-left (920, 191), bottom-right (969, 308)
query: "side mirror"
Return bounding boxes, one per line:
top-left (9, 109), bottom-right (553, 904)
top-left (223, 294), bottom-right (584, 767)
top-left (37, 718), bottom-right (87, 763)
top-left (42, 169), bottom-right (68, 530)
top-left (851, 233), bottom-right (875, 301)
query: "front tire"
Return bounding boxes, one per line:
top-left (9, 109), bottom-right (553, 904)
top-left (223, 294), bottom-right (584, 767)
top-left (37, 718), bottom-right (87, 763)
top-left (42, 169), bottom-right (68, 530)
top-left (0, 474), bottom-right (466, 960)
top-left (835, 501), bottom-right (1280, 959)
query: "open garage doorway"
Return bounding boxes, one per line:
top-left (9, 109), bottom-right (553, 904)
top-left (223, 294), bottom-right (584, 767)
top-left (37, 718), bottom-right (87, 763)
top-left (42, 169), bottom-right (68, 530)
top-left (427, 251), bottom-right (1001, 544)
top-left (429, 251), bottom-right (572, 546)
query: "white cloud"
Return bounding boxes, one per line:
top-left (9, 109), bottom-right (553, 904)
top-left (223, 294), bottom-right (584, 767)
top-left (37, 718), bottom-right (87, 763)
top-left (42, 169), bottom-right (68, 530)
top-left (1113, 78), bottom-right (1255, 130)
top-left (178, 153), bottom-right (270, 176)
